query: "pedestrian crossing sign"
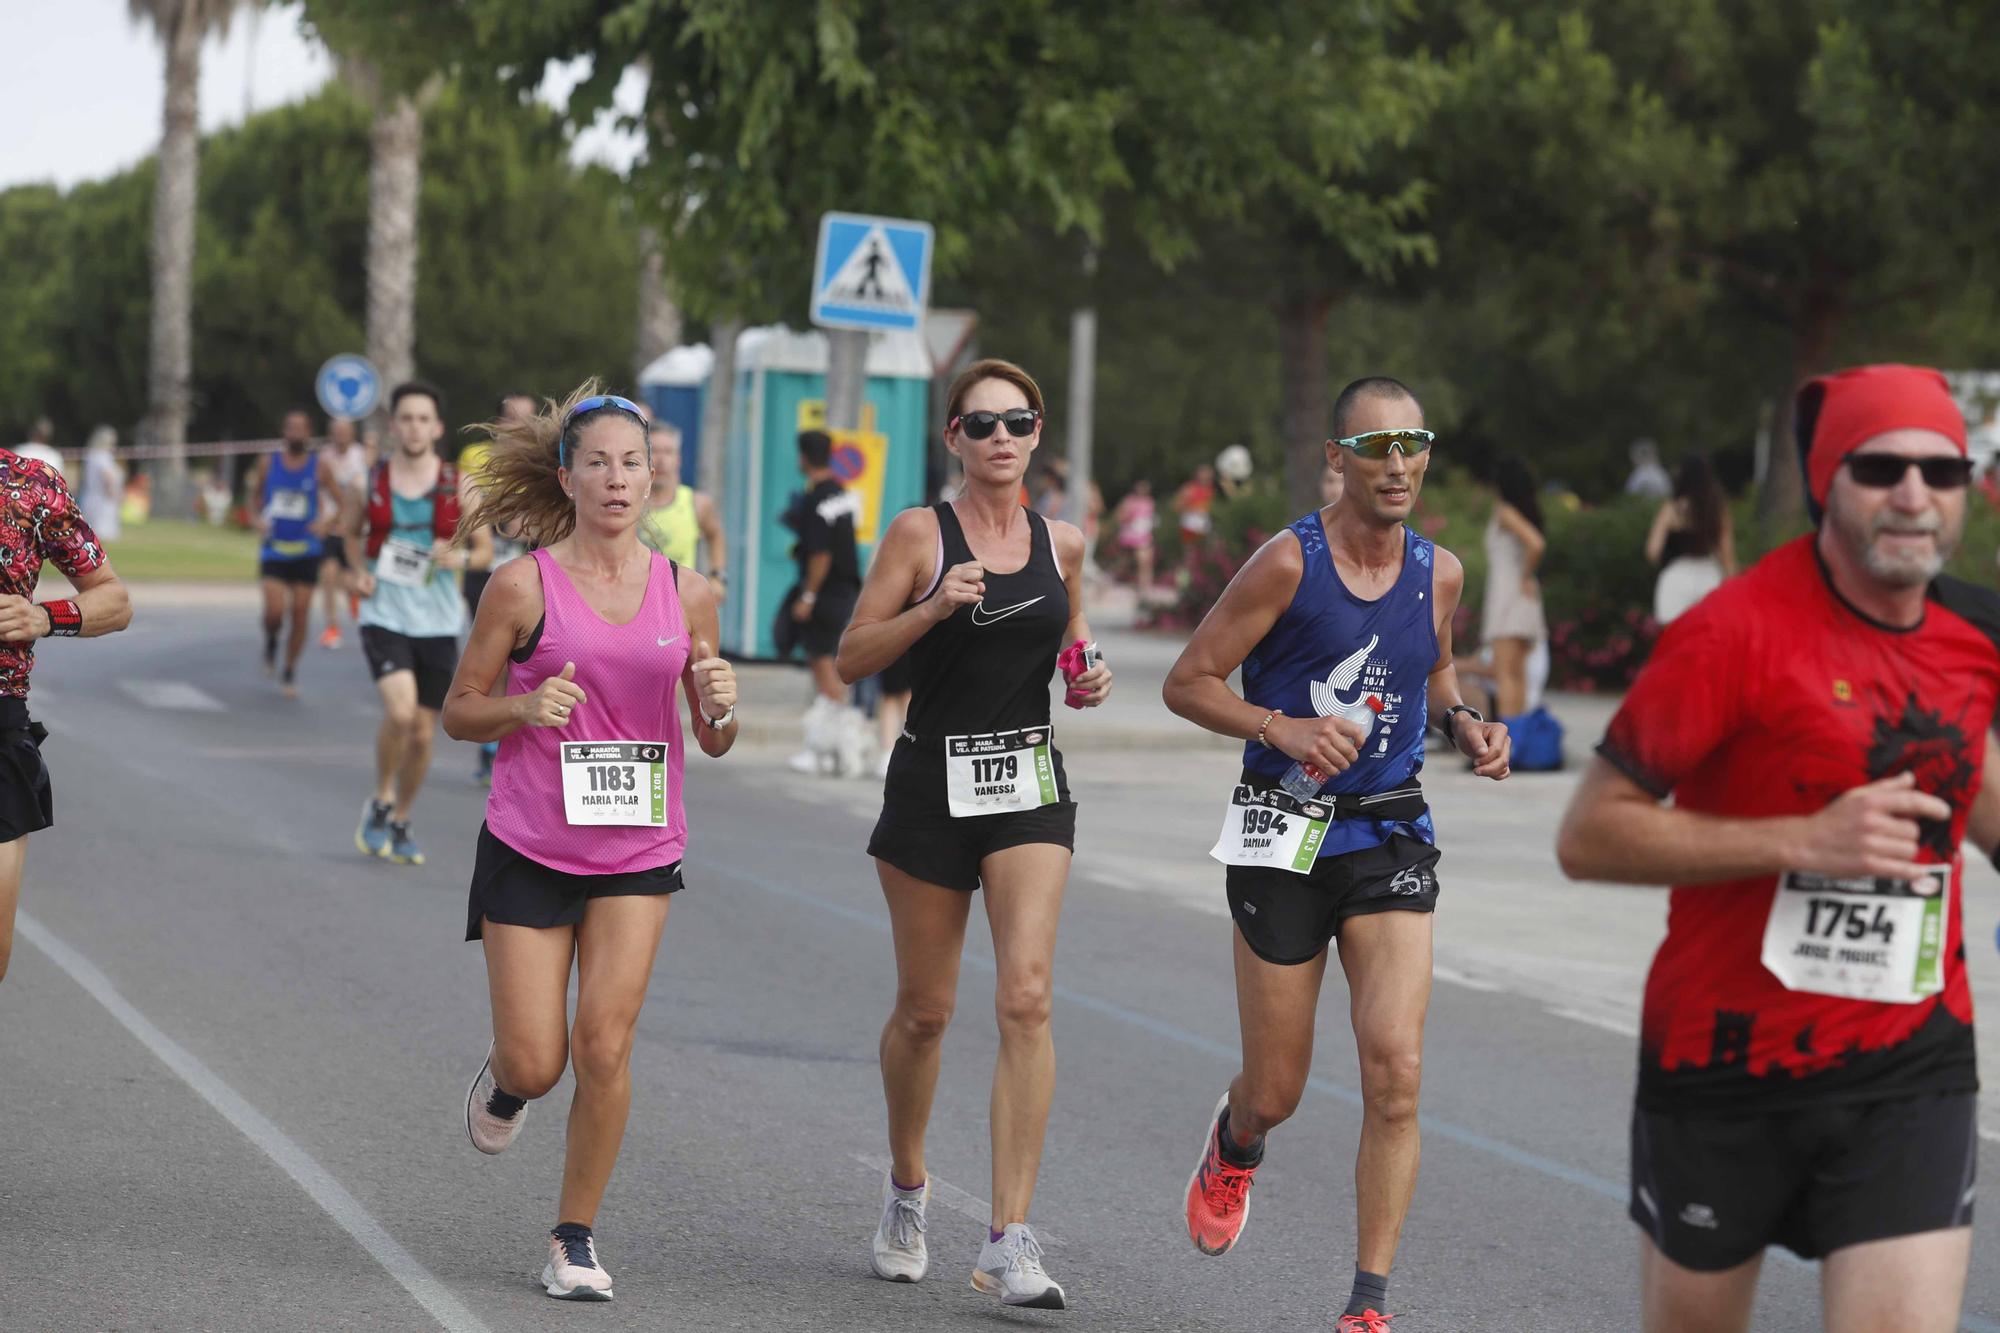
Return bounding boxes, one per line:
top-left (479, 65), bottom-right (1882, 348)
top-left (810, 212), bottom-right (933, 333)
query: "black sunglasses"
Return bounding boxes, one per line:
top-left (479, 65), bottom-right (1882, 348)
top-left (950, 408), bottom-right (1041, 441)
top-left (1842, 453), bottom-right (1974, 490)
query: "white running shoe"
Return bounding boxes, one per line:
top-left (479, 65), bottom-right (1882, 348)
top-left (542, 1227), bottom-right (613, 1301)
top-left (870, 1173), bottom-right (929, 1282)
top-left (971, 1222), bottom-right (1066, 1309)
top-left (465, 1044), bottom-right (527, 1155)
top-left (834, 705), bottom-right (874, 778)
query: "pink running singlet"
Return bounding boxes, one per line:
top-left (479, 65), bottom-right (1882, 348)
top-left (485, 548), bottom-right (690, 874)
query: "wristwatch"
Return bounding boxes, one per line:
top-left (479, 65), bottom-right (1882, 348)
top-left (1437, 704), bottom-right (1483, 738)
top-left (702, 705), bottom-right (736, 729)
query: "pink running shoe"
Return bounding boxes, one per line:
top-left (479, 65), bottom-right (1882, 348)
top-left (1337, 1310), bottom-right (1394, 1331)
top-left (465, 1045), bottom-right (527, 1155)
top-left (543, 1225), bottom-right (613, 1301)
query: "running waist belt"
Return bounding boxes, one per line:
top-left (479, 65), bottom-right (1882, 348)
top-left (1235, 769), bottom-right (1427, 822)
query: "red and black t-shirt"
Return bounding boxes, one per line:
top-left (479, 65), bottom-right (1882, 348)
top-left (1599, 535), bottom-right (1997, 1114)
top-left (0, 452), bottom-right (105, 699)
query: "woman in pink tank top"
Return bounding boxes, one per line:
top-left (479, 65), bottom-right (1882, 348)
top-left (440, 382), bottom-right (739, 1302)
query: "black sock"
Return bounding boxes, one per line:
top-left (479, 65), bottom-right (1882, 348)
top-left (263, 628), bottom-right (278, 660)
top-left (1216, 1106), bottom-right (1264, 1168)
top-left (486, 1085), bottom-right (527, 1119)
top-left (1345, 1268), bottom-right (1389, 1317)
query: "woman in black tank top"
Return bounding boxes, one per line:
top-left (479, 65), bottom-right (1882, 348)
top-left (835, 359), bottom-right (1112, 1306)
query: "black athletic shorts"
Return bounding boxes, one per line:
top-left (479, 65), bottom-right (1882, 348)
top-left (260, 556), bottom-right (321, 586)
top-left (462, 569), bottom-right (491, 616)
top-left (775, 582), bottom-right (859, 660)
top-left (0, 699), bottom-right (52, 843)
top-left (1630, 1090), bottom-right (1977, 1270)
top-left (1226, 832), bottom-right (1440, 965)
top-left (867, 736), bottom-right (1076, 892)
top-left (321, 535), bottom-right (347, 568)
top-left (360, 626), bottom-right (457, 711)
top-left (466, 822), bottom-right (683, 941)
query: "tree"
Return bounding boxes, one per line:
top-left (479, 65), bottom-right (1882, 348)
top-left (127, 0), bottom-right (245, 510)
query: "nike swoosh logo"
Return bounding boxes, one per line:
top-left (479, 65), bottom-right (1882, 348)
top-left (658, 635), bottom-right (681, 648)
top-left (969, 596), bottom-right (1045, 627)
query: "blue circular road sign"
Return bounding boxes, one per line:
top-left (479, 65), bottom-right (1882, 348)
top-left (316, 354), bottom-right (383, 420)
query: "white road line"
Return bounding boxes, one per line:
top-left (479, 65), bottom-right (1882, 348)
top-left (1431, 963), bottom-right (1505, 993)
top-left (17, 911), bottom-right (491, 1333)
top-left (851, 1153), bottom-right (1060, 1246)
top-left (1543, 1005), bottom-right (1639, 1038)
top-left (119, 679), bottom-right (227, 712)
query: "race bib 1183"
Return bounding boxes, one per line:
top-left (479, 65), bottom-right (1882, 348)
top-left (560, 741), bottom-right (668, 826)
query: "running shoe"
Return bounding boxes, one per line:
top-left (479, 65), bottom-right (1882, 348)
top-left (542, 1225), bottom-right (613, 1301)
top-left (869, 1172), bottom-right (929, 1282)
top-left (281, 667), bottom-right (299, 701)
top-left (1185, 1091), bottom-right (1259, 1256)
top-left (355, 799), bottom-right (392, 858)
top-left (387, 821), bottom-right (425, 866)
top-left (465, 1044), bottom-right (527, 1155)
top-left (475, 742), bottom-right (496, 789)
top-left (1337, 1311), bottom-right (1394, 1332)
top-left (319, 625), bottom-right (342, 650)
top-left (971, 1223), bottom-right (1065, 1309)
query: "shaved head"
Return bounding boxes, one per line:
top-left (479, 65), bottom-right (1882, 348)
top-left (1331, 376), bottom-right (1423, 439)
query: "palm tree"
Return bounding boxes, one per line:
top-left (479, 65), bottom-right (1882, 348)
top-left (340, 56), bottom-right (439, 397)
top-left (128, 0), bottom-right (243, 514)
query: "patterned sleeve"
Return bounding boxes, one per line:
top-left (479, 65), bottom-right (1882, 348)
top-left (33, 468), bottom-right (106, 579)
top-left (1597, 599), bottom-right (1748, 799)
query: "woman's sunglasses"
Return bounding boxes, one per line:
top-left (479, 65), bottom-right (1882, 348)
top-left (1842, 453), bottom-right (1973, 490)
top-left (1335, 428), bottom-right (1434, 459)
top-left (951, 408), bottom-right (1041, 441)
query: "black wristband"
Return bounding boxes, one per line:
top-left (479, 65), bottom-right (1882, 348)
top-left (1436, 703), bottom-right (1482, 738)
top-left (1989, 840), bottom-right (2000, 877)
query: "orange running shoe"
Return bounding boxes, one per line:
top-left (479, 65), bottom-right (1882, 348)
top-left (1337, 1310), bottom-right (1394, 1332)
top-left (319, 624), bottom-right (342, 649)
top-left (1184, 1092), bottom-right (1260, 1256)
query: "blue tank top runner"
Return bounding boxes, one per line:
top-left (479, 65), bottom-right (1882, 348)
top-left (260, 451), bottom-right (323, 562)
top-left (1240, 511), bottom-right (1439, 858)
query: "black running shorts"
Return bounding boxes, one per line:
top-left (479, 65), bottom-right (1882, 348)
top-left (321, 535), bottom-right (347, 568)
top-left (1225, 832), bottom-right (1440, 965)
top-left (466, 822), bottom-right (683, 941)
top-left (1630, 1090), bottom-right (1977, 1270)
top-left (359, 626), bottom-right (457, 711)
top-left (867, 737), bottom-right (1076, 892)
top-left (0, 700), bottom-right (52, 842)
top-left (260, 555), bottom-right (321, 586)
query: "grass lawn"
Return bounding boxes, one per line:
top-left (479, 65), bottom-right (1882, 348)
top-left (77, 520), bottom-right (263, 583)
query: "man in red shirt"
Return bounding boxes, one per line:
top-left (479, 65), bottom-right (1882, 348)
top-left (0, 450), bottom-right (133, 984)
top-left (1558, 364), bottom-right (1991, 1332)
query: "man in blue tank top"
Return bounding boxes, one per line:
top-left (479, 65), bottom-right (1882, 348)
top-left (251, 408), bottom-right (342, 698)
top-left (1164, 377), bottom-right (1513, 1330)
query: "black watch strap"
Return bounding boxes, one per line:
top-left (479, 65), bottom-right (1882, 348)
top-left (1437, 704), bottom-right (1484, 737)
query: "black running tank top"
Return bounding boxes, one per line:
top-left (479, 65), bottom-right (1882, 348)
top-left (905, 504), bottom-right (1069, 740)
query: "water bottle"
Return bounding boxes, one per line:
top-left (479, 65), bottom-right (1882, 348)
top-left (1279, 760), bottom-right (1326, 802)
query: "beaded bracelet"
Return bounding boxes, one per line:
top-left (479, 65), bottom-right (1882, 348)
top-left (1255, 710), bottom-right (1279, 748)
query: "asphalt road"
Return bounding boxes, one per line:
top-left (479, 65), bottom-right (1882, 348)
top-left (3, 595), bottom-right (1996, 1332)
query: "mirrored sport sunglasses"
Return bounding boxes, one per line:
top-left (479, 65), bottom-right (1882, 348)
top-left (950, 408), bottom-right (1042, 440)
top-left (1842, 453), bottom-right (1974, 490)
top-left (559, 393), bottom-right (649, 465)
top-left (1335, 428), bottom-right (1434, 459)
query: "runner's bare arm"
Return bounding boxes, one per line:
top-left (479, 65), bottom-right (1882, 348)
top-left (0, 563), bottom-right (133, 643)
top-left (837, 507), bottom-right (958, 683)
top-left (1494, 501), bottom-right (1546, 572)
top-left (1556, 758), bottom-right (1947, 886)
top-left (248, 456), bottom-right (271, 536)
top-left (341, 474), bottom-right (373, 592)
top-left (1053, 520), bottom-right (1111, 705)
top-left (677, 565), bottom-right (737, 758)
top-left (1163, 531), bottom-right (1363, 773)
top-left (441, 557), bottom-right (551, 742)
top-left (695, 492), bottom-right (727, 574)
top-left (1422, 549), bottom-right (1508, 778)
top-left (311, 457), bottom-right (342, 537)
top-left (1963, 732), bottom-right (2000, 861)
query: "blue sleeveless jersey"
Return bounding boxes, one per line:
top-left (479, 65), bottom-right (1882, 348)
top-left (260, 451), bottom-right (323, 562)
top-left (1240, 512), bottom-right (1438, 857)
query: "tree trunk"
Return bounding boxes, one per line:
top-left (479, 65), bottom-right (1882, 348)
top-left (143, 1), bottom-right (203, 517)
top-left (697, 317), bottom-right (741, 505)
top-left (1277, 290), bottom-right (1335, 515)
top-left (366, 92), bottom-right (423, 399)
top-left (633, 226), bottom-right (682, 380)
top-left (1757, 281), bottom-right (1844, 531)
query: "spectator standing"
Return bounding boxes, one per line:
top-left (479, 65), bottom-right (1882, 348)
top-left (1114, 479), bottom-right (1157, 599)
top-left (12, 419), bottom-right (66, 483)
top-left (1481, 455), bottom-right (1547, 718)
top-left (1176, 463), bottom-right (1217, 548)
top-left (80, 427), bottom-right (124, 543)
top-left (1645, 453), bottom-right (1736, 625)
top-left (1623, 437), bottom-right (1672, 499)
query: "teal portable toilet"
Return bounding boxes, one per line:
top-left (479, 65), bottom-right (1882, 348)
top-left (637, 345), bottom-right (712, 486)
top-left (720, 326), bottom-right (932, 659)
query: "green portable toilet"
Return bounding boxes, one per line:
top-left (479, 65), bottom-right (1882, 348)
top-left (720, 326), bottom-right (932, 659)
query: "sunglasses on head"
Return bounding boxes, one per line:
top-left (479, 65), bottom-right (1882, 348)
top-left (1335, 428), bottom-right (1434, 459)
top-left (950, 408), bottom-right (1041, 441)
top-left (1842, 453), bottom-right (1973, 490)
top-left (559, 394), bottom-right (648, 466)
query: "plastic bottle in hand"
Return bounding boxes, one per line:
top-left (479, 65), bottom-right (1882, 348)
top-left (1279, 760), bottom-right (1326, 802)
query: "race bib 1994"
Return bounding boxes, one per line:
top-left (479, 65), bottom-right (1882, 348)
top-left (1209, 782), bottom-right (1331, 874)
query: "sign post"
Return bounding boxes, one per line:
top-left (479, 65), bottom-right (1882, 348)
top-left (811, 213), bottom-right (935, 436)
